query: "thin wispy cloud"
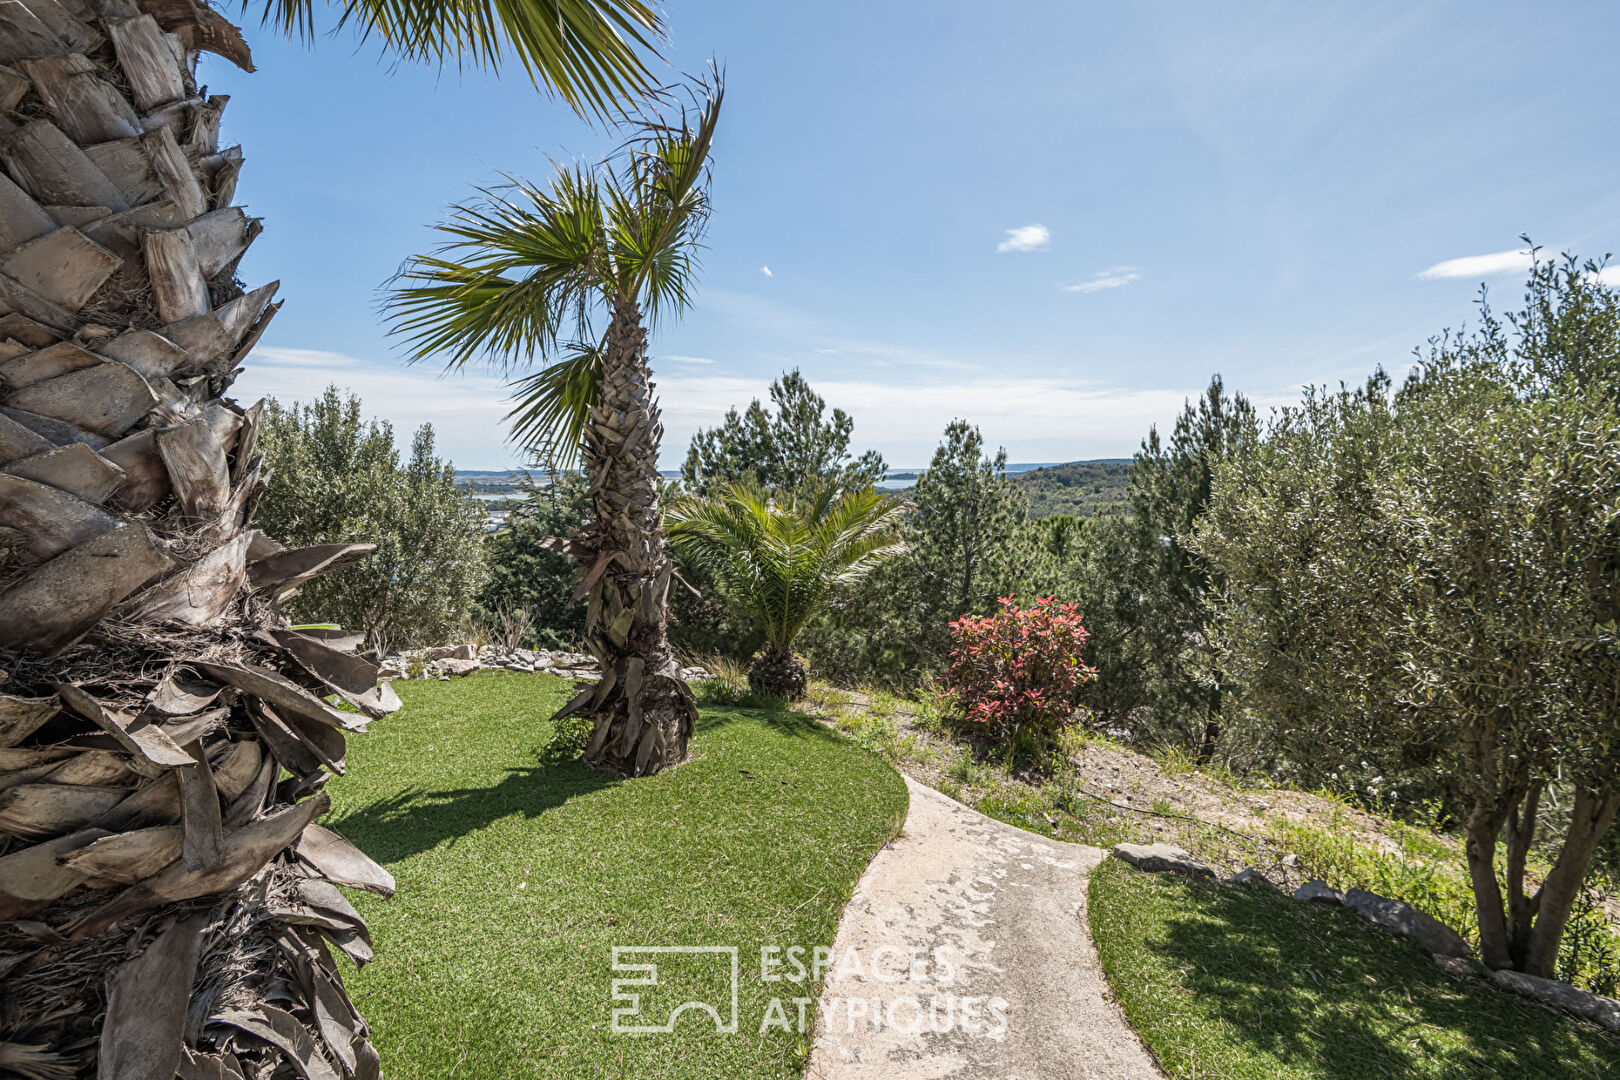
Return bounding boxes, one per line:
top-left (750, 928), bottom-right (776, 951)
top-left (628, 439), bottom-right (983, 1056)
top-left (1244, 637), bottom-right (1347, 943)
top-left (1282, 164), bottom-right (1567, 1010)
top-left (997, 224), bottom-right (1051, 253)
top-left (1417, 248), bottom-right (1535, 280)
top-left (760, 265), bottom-right (773, 277)
top-left (666, 355), bottom-right (714, 365)
top-left (1063, 267), bottom-right (1141, 294)
top-left (241, 342), bottom-right (1303, 471)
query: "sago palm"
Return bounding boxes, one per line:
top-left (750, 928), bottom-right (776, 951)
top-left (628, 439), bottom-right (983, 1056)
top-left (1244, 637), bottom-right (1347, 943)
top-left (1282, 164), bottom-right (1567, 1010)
top-left (387, 75), bottom-right (722, 775)
top-left (0, 1), bottom-right (663, 1075)
top-left (667, 484), bottom-right (907, 698)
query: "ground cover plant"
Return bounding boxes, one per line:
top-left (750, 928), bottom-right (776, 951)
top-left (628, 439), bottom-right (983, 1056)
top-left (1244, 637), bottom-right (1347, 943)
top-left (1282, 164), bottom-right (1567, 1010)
top-left (1089, 859), bottom-right (1620, 1079)
top-left (325, 671), bottom-right (907, 1078)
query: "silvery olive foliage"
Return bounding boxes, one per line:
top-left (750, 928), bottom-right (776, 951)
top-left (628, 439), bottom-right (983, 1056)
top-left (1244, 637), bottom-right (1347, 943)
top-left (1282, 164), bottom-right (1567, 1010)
top-left (1194, 255), bottom-right (1620, 975)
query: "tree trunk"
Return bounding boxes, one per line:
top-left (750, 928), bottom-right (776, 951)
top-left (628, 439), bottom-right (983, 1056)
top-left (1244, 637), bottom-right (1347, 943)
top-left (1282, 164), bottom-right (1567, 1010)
top-left (0, 5), bottom-right (394, 1076)
top-left (1195, 679), bottom-right (1221, 764)
top-left (561, 297), bottom-right (695, 775)
top-left (1523, 787), bottom-right (1620, 978)
top-left (1465, 794), bottom-right (1516, 971)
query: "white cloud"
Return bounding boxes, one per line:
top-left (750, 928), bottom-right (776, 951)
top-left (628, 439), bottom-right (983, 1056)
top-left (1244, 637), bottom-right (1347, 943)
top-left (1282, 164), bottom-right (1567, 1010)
top-left (652, 372), bottom-right (1296, 468)
top-left (1062, 267), bottom-right (1141, 294)
top-left (997, 224), bottom-right (1051, 253)
top-left (760, 265), bottom-right (773, 277)
top-left (1417, 248), bottom-right (1535, 280)
top-left (665, 355), bottom-right (714, 365)
top-left (236, 344), bottom-right (518, 467)
top-left (238, 343), bottom-right (1298, 473)
top-left (1591, 266), bottom-right (1620, 288)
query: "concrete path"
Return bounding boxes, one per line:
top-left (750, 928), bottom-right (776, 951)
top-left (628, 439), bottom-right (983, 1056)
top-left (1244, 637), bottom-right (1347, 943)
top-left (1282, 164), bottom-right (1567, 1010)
top-left (806, 777), bottom-right (1163, 1080)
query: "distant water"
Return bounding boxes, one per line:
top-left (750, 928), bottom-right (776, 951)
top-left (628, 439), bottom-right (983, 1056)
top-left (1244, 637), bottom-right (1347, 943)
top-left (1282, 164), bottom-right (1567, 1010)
top-left (457, 459), bottom-right (1128, 493)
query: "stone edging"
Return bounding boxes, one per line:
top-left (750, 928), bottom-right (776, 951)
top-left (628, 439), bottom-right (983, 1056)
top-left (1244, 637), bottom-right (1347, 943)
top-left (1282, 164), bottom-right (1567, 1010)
top-left (375, 643), bottom-right (711, 684)
top-left (1110, 842), bottom-right (1620, 1034)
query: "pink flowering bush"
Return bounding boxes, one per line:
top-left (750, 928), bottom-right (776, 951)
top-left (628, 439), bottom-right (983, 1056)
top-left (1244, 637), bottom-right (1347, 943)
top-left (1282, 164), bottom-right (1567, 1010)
top-left (943, 596), bottom-right (1098, 751)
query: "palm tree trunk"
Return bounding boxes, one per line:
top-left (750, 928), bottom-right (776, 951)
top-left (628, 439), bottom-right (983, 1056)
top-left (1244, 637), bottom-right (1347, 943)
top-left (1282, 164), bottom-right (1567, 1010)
top-left (0, 4), bottom-right (395, 1075)
top-left (562, 297), bottom-right (695, 775)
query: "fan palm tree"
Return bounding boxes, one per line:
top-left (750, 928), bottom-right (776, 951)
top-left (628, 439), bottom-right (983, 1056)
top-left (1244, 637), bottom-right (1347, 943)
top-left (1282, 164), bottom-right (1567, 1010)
top-left (0, 2), bottom-right (663, 1075)
top-left (667, 483), bottom-right (908, 698)
top-left (387, 75), bottom-right (722, 776)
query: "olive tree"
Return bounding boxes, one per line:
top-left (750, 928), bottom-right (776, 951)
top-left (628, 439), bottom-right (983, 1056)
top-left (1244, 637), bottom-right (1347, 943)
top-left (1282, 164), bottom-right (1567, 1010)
top-left (1195, 256), bottom-right (1620, 975)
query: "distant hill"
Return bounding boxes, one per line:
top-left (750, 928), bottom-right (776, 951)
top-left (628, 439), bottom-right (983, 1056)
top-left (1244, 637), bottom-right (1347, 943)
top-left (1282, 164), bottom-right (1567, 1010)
top-left (1013, 459), bottom-right (1132, 519)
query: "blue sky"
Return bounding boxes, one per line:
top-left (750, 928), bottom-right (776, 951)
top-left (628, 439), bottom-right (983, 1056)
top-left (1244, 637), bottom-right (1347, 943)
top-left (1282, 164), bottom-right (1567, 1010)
top-left (226, 1), bottom-right (1620, 469)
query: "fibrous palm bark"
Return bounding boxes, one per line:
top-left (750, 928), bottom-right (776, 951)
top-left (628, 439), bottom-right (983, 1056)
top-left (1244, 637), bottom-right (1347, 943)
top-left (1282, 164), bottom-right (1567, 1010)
top-left (565, 299), bottom-right (696, 775)
top-left (0, 2), bottom-right (398, 1075)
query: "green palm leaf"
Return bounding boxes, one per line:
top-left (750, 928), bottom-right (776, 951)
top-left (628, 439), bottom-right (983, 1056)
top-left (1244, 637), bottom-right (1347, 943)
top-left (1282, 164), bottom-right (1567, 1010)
top-left (386, 73), bottom-right (723, 465)
top-left (254, 0), bottom-right (665, 119)
top-left (667, 484), bottom-right (908, 654)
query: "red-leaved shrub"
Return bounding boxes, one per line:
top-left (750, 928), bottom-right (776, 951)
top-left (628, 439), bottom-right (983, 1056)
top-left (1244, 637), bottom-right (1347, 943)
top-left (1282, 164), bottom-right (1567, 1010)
top-left (943, 596), bottom-right (1097, 749)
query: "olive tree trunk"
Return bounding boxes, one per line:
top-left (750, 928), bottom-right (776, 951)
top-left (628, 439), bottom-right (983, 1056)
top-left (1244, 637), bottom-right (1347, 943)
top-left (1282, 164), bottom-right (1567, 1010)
top-left (0, 3), bottom-right (395, 1075)
top-left (558, 298), bottom-right (695, 775)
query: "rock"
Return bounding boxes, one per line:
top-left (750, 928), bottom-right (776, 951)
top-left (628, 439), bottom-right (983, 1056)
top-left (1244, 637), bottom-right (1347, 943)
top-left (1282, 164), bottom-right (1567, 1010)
top-left (1112, 843), bottom-right (1215, 879)
top-left (423, 643), bottom-right (475, 661)
top-left (1433, 955), bottom-right (1476, 979)
top-left (1226, 868), bottom-right (1277, 889)
top-left (1342, 888), bottom-right (1472, 958)
top-left (1490, 969), bottom-right (1620, 1032)
top-left (515, 648), bottom-right (537, 665)
top-left (503, 662), bottom-right (534, 673)
top-left (1293, 880), bottom-right (1344, 905)
top-left (438, 658), bottom-right (481, 677)
top-left (1280, 853), bottom-right (1302, 869)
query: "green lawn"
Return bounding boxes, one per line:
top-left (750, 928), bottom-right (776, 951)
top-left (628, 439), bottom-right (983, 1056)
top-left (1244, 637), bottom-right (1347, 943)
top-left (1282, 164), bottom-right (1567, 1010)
top-left (1089, 858), bottom-right (1620, 1079)
top-left (326, 671), bottom-right (907, 1079)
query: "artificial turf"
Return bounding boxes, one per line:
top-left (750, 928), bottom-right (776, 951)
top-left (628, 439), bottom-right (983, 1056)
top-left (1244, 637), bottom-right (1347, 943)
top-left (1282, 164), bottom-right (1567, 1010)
top-left (1088, 857), bottom-right (1620, 1079)
top-left (324, 671), bottom-right (907, 1079)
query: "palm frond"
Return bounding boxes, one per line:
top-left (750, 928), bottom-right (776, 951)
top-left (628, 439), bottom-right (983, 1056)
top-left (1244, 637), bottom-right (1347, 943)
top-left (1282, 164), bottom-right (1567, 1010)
top-left (667, 483), bottom-right (906, 653)
top-left (504, 340), bottom-right (603, 467)
top-left (602, 70), bottom-right (724, 323)
top-left (387, 167), bottom-right (606, 370)
top-left (254, 0), bottom-right (665, 120)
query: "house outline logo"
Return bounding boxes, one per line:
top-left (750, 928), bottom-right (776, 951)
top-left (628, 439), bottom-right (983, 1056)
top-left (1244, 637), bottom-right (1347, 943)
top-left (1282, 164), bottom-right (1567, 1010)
top-left (610, 945), bottom-right (740, 1034)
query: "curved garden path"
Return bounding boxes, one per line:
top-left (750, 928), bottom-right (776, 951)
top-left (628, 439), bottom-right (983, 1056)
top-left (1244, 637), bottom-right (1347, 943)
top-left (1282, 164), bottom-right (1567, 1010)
top-left (806, 776), bottom-right (1164, 1080)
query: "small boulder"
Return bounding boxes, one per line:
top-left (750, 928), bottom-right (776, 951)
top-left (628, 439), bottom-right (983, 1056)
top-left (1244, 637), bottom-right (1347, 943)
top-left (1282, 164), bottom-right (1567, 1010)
top-left (1490, 969), bottom-right (1620, 1032)
top-left (439, 658), bottom-right (481, 677)
top-left (1280, 853), bottom-right (1302, 869)
top-left (1112, 843), bottom-right (1215, 879)
top-left (515, 648), bottom-right (537, 664)
top-left (1293, 880), bottom-right (1344, 905)
top-left (1342, 888), bottom-right (1472, 958)
top-left (503, 662), bottom-right (534, 673)
top-left (1226, 868), bottom-right (1277, 889)
top-left (1433, 955), bottom-right (1477, 979)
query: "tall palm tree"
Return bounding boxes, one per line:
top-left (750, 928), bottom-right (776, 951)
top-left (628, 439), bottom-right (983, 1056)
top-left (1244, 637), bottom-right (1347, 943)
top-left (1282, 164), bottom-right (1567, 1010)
top-left (667, 484), bottom-right (907, 698)
top-left (0, 2), bottom-right (662, 1075)
top-left (387, 76), bottom-right (722, 776)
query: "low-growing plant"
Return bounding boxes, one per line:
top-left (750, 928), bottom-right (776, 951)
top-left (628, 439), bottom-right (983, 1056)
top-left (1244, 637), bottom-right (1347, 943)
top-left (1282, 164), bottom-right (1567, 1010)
top-left (541, 713), bottom-right (596, 761)
top-left (1557, 884), bottom-right (1620, 996)
top-left (943, 596), bottom-right (1098, 758)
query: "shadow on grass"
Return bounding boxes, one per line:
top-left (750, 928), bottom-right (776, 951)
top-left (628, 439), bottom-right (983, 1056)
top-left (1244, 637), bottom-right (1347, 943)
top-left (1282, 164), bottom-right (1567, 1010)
top-left (696, 705), bottom-right (846, 744)
top-left (1144, 878), bottom-right (1617, 1077)
top-left (327, 758), bottom-right (620, 865)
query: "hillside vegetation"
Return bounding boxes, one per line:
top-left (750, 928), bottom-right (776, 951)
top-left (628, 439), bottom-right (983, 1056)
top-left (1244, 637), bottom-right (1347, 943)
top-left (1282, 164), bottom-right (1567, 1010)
top-left (1013, 460), bottom-right (1131, 518)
